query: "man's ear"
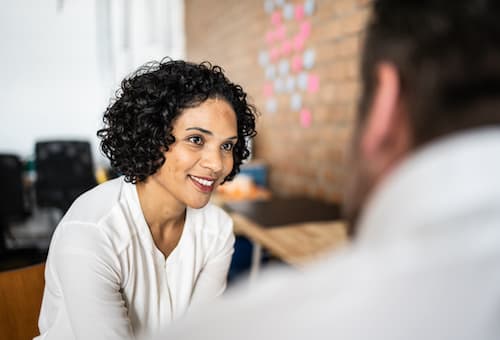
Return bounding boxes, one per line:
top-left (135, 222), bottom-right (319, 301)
top-left (360, 62), bottom-right (407, 162)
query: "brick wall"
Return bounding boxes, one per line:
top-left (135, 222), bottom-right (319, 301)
top-left (186, 0), bottom-right (372, 203)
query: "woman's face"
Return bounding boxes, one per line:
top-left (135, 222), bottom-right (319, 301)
top-left (151, 97), bottom-right (238, 209)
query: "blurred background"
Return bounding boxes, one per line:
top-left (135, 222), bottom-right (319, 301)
top-left (0, 0), bottom-right (185, 163)
top-left (0, 0), bottom-right (369, 278)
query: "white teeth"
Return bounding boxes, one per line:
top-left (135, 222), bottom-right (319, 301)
top-left (190, 175), bottom-right (214, 187)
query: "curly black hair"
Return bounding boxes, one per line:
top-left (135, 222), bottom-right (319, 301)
top-left (97, 58), bottom-right (258, 184)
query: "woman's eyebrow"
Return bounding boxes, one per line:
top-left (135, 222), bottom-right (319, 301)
top-left (186, 127), bottom-right (238, 140)
top-left (186, 127), bottom-right (212, 135)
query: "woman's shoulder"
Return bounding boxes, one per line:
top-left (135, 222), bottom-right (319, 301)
top-left (52, 177), bottom-right (136, 253)
top-left (63, 177), bottom-right (125, 224)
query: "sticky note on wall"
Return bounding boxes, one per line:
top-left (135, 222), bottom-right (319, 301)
top-left (283, 3), bottom-right (294, 20)
top-left (274, 77), bottom-right (285, 93)
top-left (278, 59), bottom-right (290, 76)
top-left (300, 21), bottom-right (311, 39)
top-left (265, 65), bottom-right (276, 79)
top-left (307, 74), bottom-right (320, 93)
top-left (297, 71), bottom-right (308, 90)
top-left (275, 25), bottom-right (286, 41)
top-left (266, 98), bottom-right (278, 113)
top-left (303, 48), bottom-right (315, 69)
top-left (300, 108), bottom-right (312, 128)
top-left (286, 76), bottom-right (296, 92)
top-left (259, 50), bottom-right (269, 66)
top-left (295, 4), bottom-right (305, 20)
top-left (271, 10), bottom-right (282, 25)
top-left (264, 0), bottom-right (274, 13)
top-left (304, 0), bottom-right (316, 16)
top-left (281, 40), bottom-right (293, 56)
top-left (293, 34), bottom-right (305, 52)
top-left (290, 93), bottom-right (302, 111)
top-left (291, 55), bottom-right (303, 73)
top-left (263, 83), bottom-right (274, 97)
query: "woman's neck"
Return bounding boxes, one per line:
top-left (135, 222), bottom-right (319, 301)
top-left (135, 178), bottom-right (186, 256)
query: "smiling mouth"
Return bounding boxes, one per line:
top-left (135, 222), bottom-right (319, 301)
top-left (189, 175), bottom-right (216, 193)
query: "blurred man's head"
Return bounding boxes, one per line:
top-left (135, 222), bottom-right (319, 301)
top-left (344, 0), bottom-right (500, 234)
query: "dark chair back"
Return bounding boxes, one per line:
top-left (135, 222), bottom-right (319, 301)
top-left (0, 154), bottom-right (30, 252)
top-left (0, 154), bottom-right (26, 221)
top-left (0, 154), bottom-right (47, 267)
top-left (35, 140), bottom-right (97, 213)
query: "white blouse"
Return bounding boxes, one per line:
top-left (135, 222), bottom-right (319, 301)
top-left (36, 177), bottom-right (235, 340)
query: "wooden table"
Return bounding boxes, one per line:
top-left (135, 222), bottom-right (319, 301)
top-left (223, 198), bottom-right (348, 278)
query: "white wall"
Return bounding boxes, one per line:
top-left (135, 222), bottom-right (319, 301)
top-left (0, 0), bottom-right (185, 167)
top-left (0, 1), bottom-right (106, 163)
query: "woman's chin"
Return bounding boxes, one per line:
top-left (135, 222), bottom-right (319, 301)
top-left (186, 198), bottom-right (211, 210)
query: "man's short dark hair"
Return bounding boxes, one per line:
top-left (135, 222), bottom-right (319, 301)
top-left (360, 0), bottom-right (500, 148)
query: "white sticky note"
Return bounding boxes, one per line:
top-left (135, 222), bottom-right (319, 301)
top-left (283, 3), bottom-right (294, 20)
top-left (286, 75), bottom-right (296, 92)
top-left (297, 71), bottom-right (309, 91)
top-left (266, 98), bottom-right (278, 113)
top-left (259, 50), bottom-right (269, 67)
top-left (274, 77), bottom-right (285, 93)
top-left (304, 0), bottom-right (315, 16)
top-left (278, 59), bottom-right (290, 76)
top-left (265, 65), bottom-right (277, 79)
top-left (290, 93), bottom-right (302, 112)
top-left (264, 0), bottom-right (274, 13)
top-left (303, 48), bottom-right (315, 69)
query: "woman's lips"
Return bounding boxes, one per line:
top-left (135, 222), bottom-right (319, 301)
top-left (189, 175), bottom-right (216, 193)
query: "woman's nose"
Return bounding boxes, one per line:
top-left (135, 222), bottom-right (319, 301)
top-left (200, 147), bottom-right (224, 175)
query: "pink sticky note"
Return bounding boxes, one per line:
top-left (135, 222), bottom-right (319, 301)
top-left (295, 4), bottom-right (305, 21)
top-left (263, 83), bottom-right (274, 97)
top-left (271, 10), bottom-right (282, 26)
top-left (281, 40), bottom-right (293, 56)
top-left (307, 74), bottom-right (320, 93)
top-left (291, 55), bottom-right (303, 73)
top-left (300, 21), bottom-right (311, 39)
top-left (270, 47), bottom-right (281, 61)
top-left (293, 34), bottom-right (306, 52)
top-left (275, 25), bottom-right (286, 41)
top-left (300, 108), bottom-right (312, 128)
top-left (266, 31), bottom-right (275, 45)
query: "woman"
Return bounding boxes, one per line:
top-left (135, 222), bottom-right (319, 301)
top-left (36, 59), bottom-right (257, 339)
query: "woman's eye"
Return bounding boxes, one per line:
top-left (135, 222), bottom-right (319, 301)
top-left (188, 136), bottom-right (203, 145)
top-left (221, 142), bottom-right (234, 152)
